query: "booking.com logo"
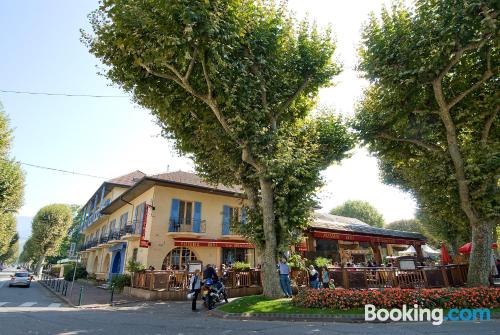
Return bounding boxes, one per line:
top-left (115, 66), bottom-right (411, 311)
top-left (365, 304), bottom-right (491, 325)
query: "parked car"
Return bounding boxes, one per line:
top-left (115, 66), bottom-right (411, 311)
top-left (9, 272), bottom-right (32, 288)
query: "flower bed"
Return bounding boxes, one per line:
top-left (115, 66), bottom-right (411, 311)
top-left (292, 287), bottom-right (500, 310)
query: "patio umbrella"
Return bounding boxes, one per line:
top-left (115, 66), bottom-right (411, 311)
top-left (441, 243), bottom-right (452, 265)
top-left (399, 245), bottom-right (416, 256)
top-left (458, 242), bottom-right (498, 254)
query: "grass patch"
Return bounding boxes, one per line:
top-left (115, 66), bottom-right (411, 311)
top-left (219, 296), bottom-right (500, 316)
top-left (219, 295), bottom-right (364, 315)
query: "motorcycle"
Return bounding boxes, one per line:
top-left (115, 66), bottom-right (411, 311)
top-left (202, 278), bottom-right (228, 310)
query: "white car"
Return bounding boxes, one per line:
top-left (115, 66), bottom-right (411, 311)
top-left (9, 272), bottom-right (32, 288)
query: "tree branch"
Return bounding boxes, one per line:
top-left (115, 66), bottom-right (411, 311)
top-left (276, 76), bottom-right (311, 115)
top-left (481, 107), bottom-right (498, 144)
top-left (448, 49), bottom-right (494, 109)
top-left (139, 62), bottom-right (210, 105)
top-left (432, 79), bottom-right (479, 226)
top-left (140, 60), bottom-right (264, 173)
top-left (201, 51), bottom-right (213, 99)
top-left (377, 132), bottom-right (442, 152)
top-left (139, 63), bottom-right (183, 86)
top-left (436, 38), bottom-right (490, 81)
top-left (183, 46), bottom-right (198, 82)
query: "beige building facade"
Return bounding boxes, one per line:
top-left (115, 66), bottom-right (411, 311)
top-left (79, 171), bottom-right (255, 280)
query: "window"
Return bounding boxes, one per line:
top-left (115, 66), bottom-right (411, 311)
top-left (229, 207), bottom-right (239, 224)
top-left (109, 219), bottom-right (116, 233)
top-left (178, 200), bottom-right (193, 225)
top-left (132, 248), bottom-right (138, 262)
top-left (222, 248), bottom-right (247, 264)
top-left (134, 203), bottom-right (147, 233)
top-left (119, 212), bottom-right (128, 230)
top-left (162, 247), bottom-right (198, 270)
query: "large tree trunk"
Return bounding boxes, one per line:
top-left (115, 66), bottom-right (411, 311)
top-left (467, 221), bottom-right (494, 286)
top-left (259, 177), bottom-right (283, 298)
top-left (493, 225), bottom-right (499, 259)
top-left (433, 80), bottom-right (492, 286)
top-left (35, 255), bottom-right (45, 278)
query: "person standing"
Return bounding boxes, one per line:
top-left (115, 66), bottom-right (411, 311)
top-left (189, 269), bottom-right (201, 311)
top-left (278, 258), bottom-right (293, 298)
top-left (309, 265), bottom-right (319, 288)
top-left (321, 267), bottom-right (330, 288)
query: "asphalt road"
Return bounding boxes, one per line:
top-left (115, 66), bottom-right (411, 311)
top-left (0, 269), bottom-right (498, 334)
top-left (0, 269), bottom-right (65, 308)
top-left (0, 299), bottom-right (498, 335)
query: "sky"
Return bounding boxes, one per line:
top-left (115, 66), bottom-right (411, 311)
top-left (0, 1), bottom-right (416, 243)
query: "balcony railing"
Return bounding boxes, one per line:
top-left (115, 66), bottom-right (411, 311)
top-left (168, 218), bottom-right (206, 233)
top-left (112, 230), bottom-right (124, 241)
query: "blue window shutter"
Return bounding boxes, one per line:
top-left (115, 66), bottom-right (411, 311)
top-left (133, 206), bottom-right (139, 233)
top-left (222, 205), bottom-right (231, 235)
top-left (99, 186), bottom-right (105, 209)
top-left (121, 213), bottom-right (128, 230)
top-left (139, 203), bottom-right (146, 234)
top-left (169, 199), bottom-right (180, 232)
top-left (241, 207), bottom-right (247, 224)
top-left (193, 202), bottom-right (202, 233)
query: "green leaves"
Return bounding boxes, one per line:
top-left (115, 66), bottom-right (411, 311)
top-left (29, 204), bottom-right (73, 259)
top-left (354, 0), bottom-right (499, 248)
top-left (0, 103), bottom-right (24, 261)
top-left (330, 200), bottom-right (385, 228)
top-left (85, 0), bottom-right (354, 252)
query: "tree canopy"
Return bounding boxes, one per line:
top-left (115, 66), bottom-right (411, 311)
top-left (330, 200), bottom-right (385, 227)
top-left (354, 0), bottom-right (499, 285)
top-left (47, 204), bottom-right (82, 264)
top-left (84, 0), bottom-right (354, 297)
top-left (27, 204), bottom-right (73, 274)
top-left (0, 102), bottom-right (24, 261)
top-left (0, 233), bottom-right (19, 264)
top-left (385, 218), bottom-right (440, 247)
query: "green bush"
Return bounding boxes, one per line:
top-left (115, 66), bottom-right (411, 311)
top-left (314, 257), bottom-right (332, 269)
top-left (50, 265), bottom-right (62, 277)
top-left (232, 261), bottom-right (251, 271)
top-left (126, 259), bottom-right (145, 273)
top-left (111, 274), bottom-right (131, 292)
top-left (287, 253), bottom-right (306, 270)
top-left (63, 264), bottom-right (88, 281)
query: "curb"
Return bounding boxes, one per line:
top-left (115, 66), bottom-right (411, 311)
top-left (38, 280), bottom-right (145, 309)
top-left (207, 309), bottom-right (366, 323)
top-left (38, 280), bottom-right (76, 308)
top-left (208, 309), bottom-right (500, 323)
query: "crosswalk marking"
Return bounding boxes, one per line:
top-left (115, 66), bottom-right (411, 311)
top-left (0, 302), bottom-right (64, 308)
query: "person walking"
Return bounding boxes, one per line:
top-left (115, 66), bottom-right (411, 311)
top-left (189, 269), bottom-right (201, 311)
top-left (278, 258), bottom-right (293, 298)
top-left (321, 267), bottom-right (330, 288)
top-left (309, 265), bottom-right (319, 288)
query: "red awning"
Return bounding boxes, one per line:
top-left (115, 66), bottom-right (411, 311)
top-left (313, 231), bottom-right (423, 245)
top-left (174, 238), bottom-right (255, 249)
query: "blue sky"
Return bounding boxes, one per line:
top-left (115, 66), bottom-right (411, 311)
top-left (1, 1), bottom-right (416, 243)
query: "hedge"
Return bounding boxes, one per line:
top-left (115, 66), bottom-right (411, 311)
top-left (292, 287), bottom-right (500, 310)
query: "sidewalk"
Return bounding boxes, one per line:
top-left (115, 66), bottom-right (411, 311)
top-left (39, 277), bottom-right (143, 307)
